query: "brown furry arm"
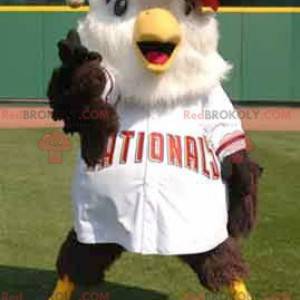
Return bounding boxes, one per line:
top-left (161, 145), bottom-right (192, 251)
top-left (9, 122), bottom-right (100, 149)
top-left (221, 150), bottom-right (263, 238)
top-left (47, 29), bottom-right (119, 167)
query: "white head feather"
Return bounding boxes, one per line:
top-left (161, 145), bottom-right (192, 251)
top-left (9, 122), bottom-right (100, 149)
top-left (78, 0), bottom-right (231, 107)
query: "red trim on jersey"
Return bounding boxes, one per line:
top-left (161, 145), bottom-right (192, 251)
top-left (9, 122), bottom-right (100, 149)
top-left (167, 134), bottom-right (183, 167)
top-left (185, 136), bottom-right (199, 172)
top-left (120, 131), bottom-right (135, 164)
top-left (204, 137), bottom-right (220, 180)
top-left (198, 137), bottom-right (210, 178)
top-left (101, 135), bottom-right (116, 167)
top-left (216, 133), bottom-right (246, 157)
top-left (149, 132), bottom-right (164, 163)
top-left (135, 132), bottom-right (145, 163)
top-left (103, 68), bottom-right (114, 104)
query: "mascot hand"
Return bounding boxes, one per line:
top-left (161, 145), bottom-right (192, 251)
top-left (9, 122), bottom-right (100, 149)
top-left (47, 29), bottom-right (119, 167)
top-left (79, 100), bottom-right (119, 168)
top-left (221, 150), bottom-right (263, 238)
top-left (57, 29), bottom-right (98, 67)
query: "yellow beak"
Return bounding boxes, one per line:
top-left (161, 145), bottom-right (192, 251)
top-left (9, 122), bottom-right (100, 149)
top-left (133, 8), bottom-right (182, 74)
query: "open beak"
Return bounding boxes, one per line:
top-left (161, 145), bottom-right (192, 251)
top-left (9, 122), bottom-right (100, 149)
top-left (133, 8), bottom-right (182, 74)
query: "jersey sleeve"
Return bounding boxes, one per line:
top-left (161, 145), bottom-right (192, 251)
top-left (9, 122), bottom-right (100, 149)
top-left (204, 85), bottom-right (247, 161)
top-left (101, 67), bottom-right (120, 106)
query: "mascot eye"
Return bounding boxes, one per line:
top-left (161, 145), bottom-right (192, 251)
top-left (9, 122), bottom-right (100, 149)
top-left (114, 0), bottom-right (128, 16)
top-left (185, 0), bottom-right (195, 15)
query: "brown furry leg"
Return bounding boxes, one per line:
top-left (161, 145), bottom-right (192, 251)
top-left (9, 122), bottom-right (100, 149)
top-left (57, 229), bottom-right (124, 286)
top-left (178, 238), bottom-right (249, 292)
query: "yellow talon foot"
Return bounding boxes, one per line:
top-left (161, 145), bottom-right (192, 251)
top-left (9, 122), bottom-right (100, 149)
top-left (48, 275), bottom-right (75, 300)
top-left (229, 280), bottom-right (252, 300)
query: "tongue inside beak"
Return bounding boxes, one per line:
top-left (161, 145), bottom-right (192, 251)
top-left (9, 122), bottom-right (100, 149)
top-left (145, 51), bottom-right (170, 65)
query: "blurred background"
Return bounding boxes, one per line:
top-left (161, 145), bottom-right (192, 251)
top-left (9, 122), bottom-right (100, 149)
top-left (0, 0), bottom-right (299, 105)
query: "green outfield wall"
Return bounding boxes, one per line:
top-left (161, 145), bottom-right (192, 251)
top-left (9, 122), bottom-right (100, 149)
top-left (0, 6), bottom-right (299, 102)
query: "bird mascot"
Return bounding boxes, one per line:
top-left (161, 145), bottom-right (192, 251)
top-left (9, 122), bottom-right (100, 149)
top-left (47, 0), bottom-right (262, 299)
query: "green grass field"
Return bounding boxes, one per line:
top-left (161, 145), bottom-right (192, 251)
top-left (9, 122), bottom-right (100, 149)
top-left (0, 129), bottom-right (299, 300)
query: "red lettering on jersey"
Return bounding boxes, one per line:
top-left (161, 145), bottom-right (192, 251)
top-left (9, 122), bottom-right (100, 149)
top-left (167, 134), bottom-right (182, 167)
top-left (149, 132), bottom-right (164, 162)
top-left (101, 135), bottom-right (116, 167)
top-left (135, 132), bottom-right (145, 163)
top-left (204, 137), bottom-right (220, 180)
top-left (120, 130), bottom-right (135, 164)
top-left (198, 137), bottom-right (210, 178)
top-left (185, 136), bottom-right (199, 172)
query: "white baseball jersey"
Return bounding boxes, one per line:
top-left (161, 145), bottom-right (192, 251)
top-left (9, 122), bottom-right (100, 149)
top-left (72, 71), bottom-right (246, 255)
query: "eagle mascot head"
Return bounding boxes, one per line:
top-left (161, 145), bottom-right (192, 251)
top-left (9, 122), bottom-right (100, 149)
top-left (75, 0), bottom-right (230, 107)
